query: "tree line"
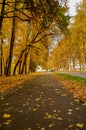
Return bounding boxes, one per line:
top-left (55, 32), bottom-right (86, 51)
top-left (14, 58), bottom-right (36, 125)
top-left (48, 0), bottom-right (86, 71)
top-left (0, 0), bottom-right (69, 76)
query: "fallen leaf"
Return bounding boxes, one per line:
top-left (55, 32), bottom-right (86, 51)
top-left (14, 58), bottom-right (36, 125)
top-left (35, 98), bottom-right (41, 101)
top-left (5, 103), bottom-right (10, 106)
top-left (41, 128), bottom-right (45, 130)
top-left (3, 114), bottom-right (11, 118)
top-left (74, 99), bottom-right (79, 102)
top-left (3, 120), bottom-right (12, 125)
top-left (1, 96), bottom-right (4, 100)
top-left (53, 110), bottom-right (57, 112)
top-left (67, 112), bottom-right (72, 115)
top-left (27, 128), bottom-right (32, 130)
top-left (49, 123), bottom-right (55, 127)
top-left (68, 124), bottom-right (73, 128)
top-left (45, 112), bottom-right (49, 116)
top-left (76, 123), bottom-right (84, 128)
top-left (57, 117), bottom-right (63, 120)
top-left (76, 107), bottom-right (80, 110)
top-left (68, 109), bottom-right (73, 112)
top-left (61, 94), bottom-right (66, 96)
top-left (33, 108), bottom-right (37, 111)
top-left (57, 110), bottom-right (61, 113)
top-left (19, 110), bottom-right (23, 113)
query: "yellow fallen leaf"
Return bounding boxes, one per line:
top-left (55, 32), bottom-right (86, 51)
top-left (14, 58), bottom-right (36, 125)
top-left (76, 123), bottom-right (84, 128)
top-left (3, 120), bottom-right (12, 125)
top-left (45, 112), bottom-right (49, 116)
top-left (41, 128), bottom-right (45, 130)
top-left (35, 98), bottom-right (41, 101)
top-left (67, 112), bottom-right (72, 115)
top-left (68, 109), bottom-right (73, 112)
top-left (61, 94), bottom-right (66, 96)
top-left (57, 117), bottom-right (63, 120)
top-left (27, 128), bottom-right (32, 130)
top-left (33, 108), bottom-right (37, 111)
top-left (5, 103), bottom-right (10, 106)
top-left (53, 110), bottom-right (57, 112)
top-left (3, 114), bottom-right (11, 118)
top-left (68, 124), bottom-right (73, 128)
top-left (1, 96), bottom-right (4, 100)
top-left (74, 99), bottom-right (79, 102)
top-left (76, 107), bottom-right (80, 110)
top-left (49, 123), bottom-right (55, 127)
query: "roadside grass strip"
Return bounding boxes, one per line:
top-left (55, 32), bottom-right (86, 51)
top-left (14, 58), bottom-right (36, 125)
top-left (55, 73), bottom-right (86, 86)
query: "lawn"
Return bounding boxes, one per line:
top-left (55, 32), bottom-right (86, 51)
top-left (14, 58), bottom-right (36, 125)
top-left (55, 73), bottom-right (86, 86)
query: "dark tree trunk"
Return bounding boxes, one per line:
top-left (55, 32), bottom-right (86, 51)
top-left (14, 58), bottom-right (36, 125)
top-left (13, 49), bottom-right (25, 75)
top-left (29, 58), bottom-right (36, 73)
top-left (19, 60), bottom-right (22, 74)
top-left (6, 4), bottom-right (16, 76)
top-left (0, 39), bottom-right (3, 75)
top-left (0, 0), bottom-right (6, 76)
top-left (0, 0), bottom-right (5, 32)
top-left (21, 51), bottom-right (28, 74)
top-left (4, 58), bottom-right (8, 75)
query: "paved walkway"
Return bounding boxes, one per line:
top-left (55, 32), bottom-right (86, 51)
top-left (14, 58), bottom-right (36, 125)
top-left (0, 74), bottom-right (86, 130)
top-left (57, 72), bottom-right (86, 78)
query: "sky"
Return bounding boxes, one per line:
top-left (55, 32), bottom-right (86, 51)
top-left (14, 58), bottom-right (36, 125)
top-left (68, 0), bottom-right (82, 16)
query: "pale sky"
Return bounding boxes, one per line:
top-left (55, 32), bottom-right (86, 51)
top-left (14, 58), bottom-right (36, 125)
top-left (68, 0), bottom-right (82, 16)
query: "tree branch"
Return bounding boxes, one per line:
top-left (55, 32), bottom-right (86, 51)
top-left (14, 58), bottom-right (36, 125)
top-left (3, 16), bottom-right (31, 21)
top-left (6, 3), bottom-right (33, 19)
top-left (33, 33), bottom-right (54, 43)
top-left (31, 27), bottom-right (44, 43)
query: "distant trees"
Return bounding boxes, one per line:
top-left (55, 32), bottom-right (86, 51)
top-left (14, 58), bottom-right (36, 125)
top-left (0, 0), bottom-right (69, 76)
top-left (48, 0), bottom-right (86, 71)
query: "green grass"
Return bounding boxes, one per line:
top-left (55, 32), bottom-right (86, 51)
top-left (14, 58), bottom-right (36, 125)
top-left (55, 73), bottom-right (86, 86)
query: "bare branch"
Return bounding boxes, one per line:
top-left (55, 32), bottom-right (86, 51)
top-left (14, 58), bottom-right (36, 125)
top-left (3, 16), bottom-right (31, 22)
top-left (31, 27), bottom-right (44, 43)
top-left (6, 3), bottom-right (33, 19)
top-left (33, 33), bottom-right (54, 43)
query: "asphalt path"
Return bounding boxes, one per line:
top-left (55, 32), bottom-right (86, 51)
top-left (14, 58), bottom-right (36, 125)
top-left (57, 72), bottom-right (86, 78)
top-left (0, 74), bottom-right (86, 130)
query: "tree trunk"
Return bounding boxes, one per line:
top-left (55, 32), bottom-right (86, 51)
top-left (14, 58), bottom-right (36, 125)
top-left (6, 3), bottom-right (16, 76)
top-left (19, 59), bottom-right (22, 74)
top-left (0, 39), bottom-right (3, 75)
top-left (29, 57), bottom-right (36, 73)
top-left (21, 51), bottom-right (28, 74)
top-left (0, 0), bottom-right (5, 32)
top-left (0, 0), bottom-right (6, 76)
top-left (13, 49), bottom-right (25, 75)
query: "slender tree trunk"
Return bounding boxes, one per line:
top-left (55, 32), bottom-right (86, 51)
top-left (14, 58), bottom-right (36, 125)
top-left (72, 57), bottom-right (76, 71)
top-left (21, 51), bottom-right (28, 74)
top-left (4, 58), bottom-right (8, 75)
top-left (0, 0), bottom-right (5, 32)
top-left (19, 60), bottom-right (22, 74)
top-left (0, 39), bottom-right (3, 75)
top-left (29, 57), bottom-right (36, 73)
top-left (0, 0), bottom-right (5, 76)
top-left (13, 49), bottom-right (25, 75)
top-left (6, 3), bottom-right (16, 76)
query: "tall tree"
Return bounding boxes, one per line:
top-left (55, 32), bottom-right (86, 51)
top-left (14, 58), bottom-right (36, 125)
top-left (6, 1), bottom-right (17, 76)
top-left (0, 0), bottom-right (6, 75)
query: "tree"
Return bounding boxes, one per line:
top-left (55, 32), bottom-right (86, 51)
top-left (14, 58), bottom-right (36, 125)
top-left (0, 0), bottom-right (6, 75)
top-left (0, 0), bottom-right (69, 76)
top-left (69, 0), bottom-right (86, 71)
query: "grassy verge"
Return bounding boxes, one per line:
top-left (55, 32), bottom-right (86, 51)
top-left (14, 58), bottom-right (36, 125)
top-left (55, 73), bottom-right (86, 86)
